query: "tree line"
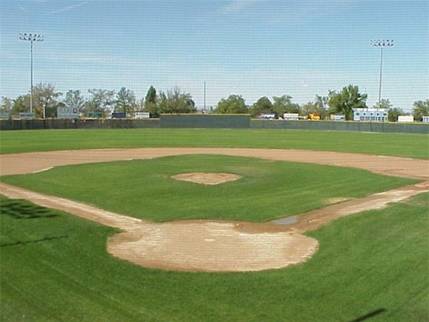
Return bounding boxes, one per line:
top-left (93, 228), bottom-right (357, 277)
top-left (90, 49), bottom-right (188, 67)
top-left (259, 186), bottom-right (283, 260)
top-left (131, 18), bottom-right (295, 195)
top-left (216, 85), bottom-right (429, 121)
top-left (1, 83), bottom-right (428, 121)
top-left (0, 84), bottom-right (195, 118)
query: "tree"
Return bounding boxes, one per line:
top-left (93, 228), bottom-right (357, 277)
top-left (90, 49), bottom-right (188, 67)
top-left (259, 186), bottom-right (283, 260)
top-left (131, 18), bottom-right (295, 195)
top-left (158, 87), bottom-right (196, 114)
top-left (9, 83), bottom-right (62, 118)
top-left (63, 90), bottom-right (86, 112)
top-left (301, 102), bottom-right (326, 119)
top-left (214, 95), bottom-right (248, 114)
top-left (115, 87), bottom-right (137, 114)
top-left (32, 83), bottom-right (62, 118)
top-left (0, 97), bottom-right (13, 113)
top-left (328, 85), bottom-right (367, 120)
top-left (85, 89), bottom-right (115, 117)
top-left (145, 86), bottom-right (157, 105)
top-left (272, 95), bottom-right (300, 116)
top-left (188, 98), bottom-right (196, 110)
top-left (144, 86), bottom-right (159, 117)
top-left (314, 95), bottom-right (328, 110)
top-left (301, 95), bottom-right (329, 119)
top-left (373, 98), bottom-right (392, 110)
top-left (11, 95), bottom-right (29, 116)
top-left (136, 98), bottom-right (145, 112)
top-left (387, 107), bottom-right (404, 122)
top-left (412, 99), bottom-right (429, 121)
top-left (250, 96), bottom-right (273, 117)
top-left (373, 99), bottom-right (398, 122)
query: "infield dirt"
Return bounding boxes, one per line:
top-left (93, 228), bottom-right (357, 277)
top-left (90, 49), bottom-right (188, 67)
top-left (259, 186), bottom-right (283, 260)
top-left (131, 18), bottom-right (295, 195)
top-left (1, 148), bottom-right (428, 272)
top-left (171, 172), bottom-right (241, 185)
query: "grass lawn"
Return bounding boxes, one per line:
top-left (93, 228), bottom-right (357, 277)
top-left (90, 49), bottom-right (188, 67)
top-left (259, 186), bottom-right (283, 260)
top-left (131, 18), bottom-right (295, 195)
top-left (1, 193), bottom-right (428, 322)
top-left (0, 155), bottom-right (415, 222)
top-left (1, 128), bottom-right (428, 159)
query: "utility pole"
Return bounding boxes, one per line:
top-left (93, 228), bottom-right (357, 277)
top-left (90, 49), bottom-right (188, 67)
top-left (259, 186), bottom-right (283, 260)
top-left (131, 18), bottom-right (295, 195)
top-left (371, 39), bottom-right (394, 107)
top-left (203, 81), bottom-right (207, 111)
top-left (19, 33), bottom-right (44, 116)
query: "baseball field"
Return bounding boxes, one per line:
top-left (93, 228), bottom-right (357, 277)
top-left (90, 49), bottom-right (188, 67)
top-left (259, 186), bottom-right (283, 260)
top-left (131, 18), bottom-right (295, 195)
top-left (1, 128), bottom-right (428, 321)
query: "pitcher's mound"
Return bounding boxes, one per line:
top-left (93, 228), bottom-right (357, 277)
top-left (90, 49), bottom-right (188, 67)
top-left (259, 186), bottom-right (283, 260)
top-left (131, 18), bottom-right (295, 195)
top-left (172, 172), bottom-right (241, 185)
top-left (107, 221), bottom-right (318, 272)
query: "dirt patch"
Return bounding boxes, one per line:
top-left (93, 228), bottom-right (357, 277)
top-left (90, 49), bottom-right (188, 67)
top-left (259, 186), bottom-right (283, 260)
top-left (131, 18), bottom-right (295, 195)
top-left (325, 197), bottom-right (352, 205)
top-left (1, 148), bottom-right (429, 272)
top-left (172, 172), bottom-right (241, 185)
top-left (276, 181), bottom-right (429, 233)
top-left (108, 221), bottom-right (318, 272)
top-left (0, 183), bottom-right (143, 230)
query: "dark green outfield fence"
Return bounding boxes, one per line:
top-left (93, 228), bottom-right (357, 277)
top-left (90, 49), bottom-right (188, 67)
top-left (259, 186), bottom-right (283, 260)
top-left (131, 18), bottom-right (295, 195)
top-left (160, 114), bottom-right (250, 128)
top-left (1, 115), bottom-right (428, 133)
top-left (0, 118), bottom-right (160, 130)
top-left (251, 119), bottom-right (429, 134)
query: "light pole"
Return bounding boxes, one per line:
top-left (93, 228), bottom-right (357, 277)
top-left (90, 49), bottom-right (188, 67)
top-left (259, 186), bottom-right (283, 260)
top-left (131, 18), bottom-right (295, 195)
top-left (371, 39), bottom-right (394, 107)
top-left (19, 33), bottom-right (44, 115)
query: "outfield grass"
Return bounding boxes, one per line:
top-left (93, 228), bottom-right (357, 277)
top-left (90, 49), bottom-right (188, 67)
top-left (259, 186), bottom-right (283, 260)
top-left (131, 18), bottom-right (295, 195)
top-left (1, 193), bottom-right (427, 321)
top-left (1, 128), bottom-right (428, 158)
top-left (0, 155), bottom-right (415, 222)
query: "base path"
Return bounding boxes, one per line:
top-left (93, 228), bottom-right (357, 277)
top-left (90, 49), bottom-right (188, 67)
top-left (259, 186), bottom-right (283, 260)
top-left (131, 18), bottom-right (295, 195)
top-left (1, 148), bottom-right (428, 272)
top-left (1, 147), bottom-right (429, 179)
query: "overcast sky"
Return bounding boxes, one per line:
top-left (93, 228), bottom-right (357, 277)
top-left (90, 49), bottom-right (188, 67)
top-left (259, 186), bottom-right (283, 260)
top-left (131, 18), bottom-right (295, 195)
top-left (1, 0), bottom-right (428, 110)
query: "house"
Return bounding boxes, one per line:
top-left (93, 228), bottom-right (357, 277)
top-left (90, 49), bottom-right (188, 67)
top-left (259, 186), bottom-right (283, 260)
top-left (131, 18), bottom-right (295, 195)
top-left (259, 113), bottom-right (276, 120)
top-left (397, 115), bottom-right (414, 123)
top-left (330, 114), bottom-right (345, 121)
top-left (283, 113), bottom-right (299, 121)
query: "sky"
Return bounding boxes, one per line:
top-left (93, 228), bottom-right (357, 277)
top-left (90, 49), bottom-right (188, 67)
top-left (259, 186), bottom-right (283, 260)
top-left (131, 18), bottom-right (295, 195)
top-left (0, 0), bottom-right (428, 110)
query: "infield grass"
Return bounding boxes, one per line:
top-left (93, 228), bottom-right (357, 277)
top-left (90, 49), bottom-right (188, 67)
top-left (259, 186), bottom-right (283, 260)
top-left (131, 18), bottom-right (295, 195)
top-left (0, 155), bottom-right (415, 222)
top-left (1, 128), bottom-right (428, 159)
top-left (1, 193), bottom-right (427, 321)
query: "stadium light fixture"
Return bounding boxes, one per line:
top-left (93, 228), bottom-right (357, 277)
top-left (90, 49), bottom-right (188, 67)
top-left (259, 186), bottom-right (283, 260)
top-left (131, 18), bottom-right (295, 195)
top-left (19, 32), bottom-right (44, 115)
top-left (371, 39), bottom-right (394, 107)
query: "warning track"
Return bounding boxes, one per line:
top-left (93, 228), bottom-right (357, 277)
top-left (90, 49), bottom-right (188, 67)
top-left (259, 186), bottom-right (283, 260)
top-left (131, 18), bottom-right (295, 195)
top-left (1, 148), bottom-right (428, 272)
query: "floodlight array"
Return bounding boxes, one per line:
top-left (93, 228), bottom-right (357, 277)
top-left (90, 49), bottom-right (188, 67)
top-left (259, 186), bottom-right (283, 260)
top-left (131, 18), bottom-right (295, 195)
top-left (19, 33), bottom-right (44, 42)
top-left (370, 39), bottom-right (394, 47)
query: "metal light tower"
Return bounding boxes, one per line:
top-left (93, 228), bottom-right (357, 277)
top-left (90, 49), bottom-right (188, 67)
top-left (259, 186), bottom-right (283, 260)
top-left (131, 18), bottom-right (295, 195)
top-left (19, 33), bottom-right (44, 115)
top-left (371, 39), bottom-right (394, 106)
